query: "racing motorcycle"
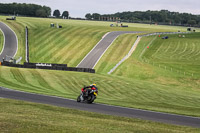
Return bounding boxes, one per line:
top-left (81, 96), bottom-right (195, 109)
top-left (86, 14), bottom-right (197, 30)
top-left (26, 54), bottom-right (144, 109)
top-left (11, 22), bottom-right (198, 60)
top-left (77, 87), bottom-right (98, 103)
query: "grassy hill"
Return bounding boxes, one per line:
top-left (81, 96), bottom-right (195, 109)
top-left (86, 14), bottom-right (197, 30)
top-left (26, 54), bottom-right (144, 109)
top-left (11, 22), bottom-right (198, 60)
top-left (1, 16), bottom-right (197, 66)
top-left (109, 33), bottom-right (200, 77)
top-left (141, 33), bottom-right (200, 76)
top-left (108, 34), bottom-right (200, 92)
top-left (1, 98), bottom-right (199, 133)
top-left (0, 66), bottom-right (200, 117)
top-left (0, 16), bottom-right (200, 126)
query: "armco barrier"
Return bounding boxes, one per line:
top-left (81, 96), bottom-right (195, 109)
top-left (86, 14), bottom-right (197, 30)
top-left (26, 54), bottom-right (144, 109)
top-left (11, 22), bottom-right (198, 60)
top-left (66, 67), bottom-right (95, 73)
top-left (1, 61), bottom-right (24, 68)
top-left (1, 61), bottom-right (95, 73)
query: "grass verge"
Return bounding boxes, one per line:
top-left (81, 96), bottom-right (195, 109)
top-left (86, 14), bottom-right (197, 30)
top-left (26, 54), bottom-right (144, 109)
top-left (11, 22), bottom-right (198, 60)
top-left (0, 98), bottom-right (199, 133)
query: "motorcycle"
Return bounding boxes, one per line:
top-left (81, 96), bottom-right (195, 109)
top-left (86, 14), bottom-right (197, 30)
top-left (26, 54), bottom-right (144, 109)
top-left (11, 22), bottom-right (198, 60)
top-left (77, 87), bottom-right (98, 103)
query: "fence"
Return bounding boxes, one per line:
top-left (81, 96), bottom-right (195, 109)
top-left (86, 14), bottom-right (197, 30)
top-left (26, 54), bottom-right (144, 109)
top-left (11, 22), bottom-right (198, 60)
top-left (142, 59), bottom-right (198, 78)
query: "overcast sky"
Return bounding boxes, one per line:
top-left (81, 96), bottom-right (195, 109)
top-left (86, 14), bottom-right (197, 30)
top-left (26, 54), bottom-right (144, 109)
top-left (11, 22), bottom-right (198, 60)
top-left (1, 0), bottom-right (200, 18)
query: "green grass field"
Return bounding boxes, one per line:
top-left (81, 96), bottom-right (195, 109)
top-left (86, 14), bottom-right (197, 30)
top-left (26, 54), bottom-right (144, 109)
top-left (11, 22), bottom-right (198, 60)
top-left (0, 66), bottom-right (200, 117)
top-left (110, 33), bottom-right (200, 87)
top-left (0, 29), bottom-right (4, 53)
top-left (96, 33), bottom-right (200, 76)
top-left (0, 16), bottom-right (200, 130)
top-left (1, 16), bottom-right (199, 66)
top-left (141, 33), bottom-right (200, 75)
top-left (1, 98), bottom-right (200, 133)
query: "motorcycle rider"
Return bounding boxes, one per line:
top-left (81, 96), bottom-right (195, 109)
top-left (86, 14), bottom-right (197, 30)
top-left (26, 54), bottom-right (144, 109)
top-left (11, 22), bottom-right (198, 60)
top-left (81, 83), bottom-right (98, 97)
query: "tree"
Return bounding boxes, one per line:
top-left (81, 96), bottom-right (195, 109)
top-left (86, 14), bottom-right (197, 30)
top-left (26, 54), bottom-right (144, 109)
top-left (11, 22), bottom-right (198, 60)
top-left (188, 20), bottom-right (196, 26)
top-left (36, 9), bottom-right (46, 17)
top-left (85, 13), bottom-right (92, 20)
top-left (92, 13), bottom-right (100, 20)
top-left (62, 11), bottom-right (69, 18)
top-left (53, 9), bottom-right (60, 18)
top-left (0, 3), bottom-right (51, 17)
top-left (43, 6), bottom-right (51, 17)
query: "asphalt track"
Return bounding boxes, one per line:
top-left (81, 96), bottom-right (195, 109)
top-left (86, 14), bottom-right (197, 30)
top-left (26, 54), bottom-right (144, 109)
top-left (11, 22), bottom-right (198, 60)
top-left (0, 87), bottom-right (200, 128)
top-left (77, 31), bottom-right (142, 68)
top-left (0, 22), bottom-right (18, 62)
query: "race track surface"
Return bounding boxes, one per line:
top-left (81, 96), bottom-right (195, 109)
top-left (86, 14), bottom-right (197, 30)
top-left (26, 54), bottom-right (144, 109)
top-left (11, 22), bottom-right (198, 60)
top-left (1, 87), bottom-right (200, 128)
top-left (0, 22), bottom-right (18, 62)
top-left (77, 31), bottom-right (142, 68)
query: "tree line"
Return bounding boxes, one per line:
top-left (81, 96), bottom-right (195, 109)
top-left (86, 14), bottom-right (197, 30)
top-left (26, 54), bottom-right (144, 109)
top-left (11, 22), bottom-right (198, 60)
top-left (85, 10), bottom-right (200, 27)
top-left (53, 10), bottom-right (69, 19)
top-left (0, 3), bottom-right (69, 18)
top-left (0, 3), bottom-right (51, 17)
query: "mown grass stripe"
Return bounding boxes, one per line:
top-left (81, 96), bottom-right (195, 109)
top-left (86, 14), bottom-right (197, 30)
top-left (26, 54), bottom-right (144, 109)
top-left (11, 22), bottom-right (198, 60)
top-left (180, 43), bottom-right (196, 59)
top-left (32, 27), bottom-right (74, 51)
top-left (28, 70), bottom-right (61, 93)
top-left (63, 31), bottom-right (105, 66)
top-left (17, 19), bottom-right (38, 29)
top-left (34, 27), bottom-right (88, 63)
top-left (52, 74), bottom-right (76, 94)
top-left (60, 76), bottom-right (81, 94)
top-left (34, 29), bottom-right (69, 55)
top-left (48, 28), bottom-right (93, 61)
top-left (0, 68), bottom-right (41, 92)
top-left (51, 29), bottom-right (102, 65)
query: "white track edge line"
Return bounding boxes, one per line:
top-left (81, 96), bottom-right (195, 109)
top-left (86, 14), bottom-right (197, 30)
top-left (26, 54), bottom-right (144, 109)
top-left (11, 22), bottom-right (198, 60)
top-left (95, 102), bottom-right (200, 119)
top-left (92, 32), bottom-right (140, 69)
top-left (0, 87), bottom-right (75, 101)
top-left (1, 87), bottom-right (200, 120)
top-left (0, 28), bottom-right (5, 55)
top-left (92, 34), bottom-right (120, 69)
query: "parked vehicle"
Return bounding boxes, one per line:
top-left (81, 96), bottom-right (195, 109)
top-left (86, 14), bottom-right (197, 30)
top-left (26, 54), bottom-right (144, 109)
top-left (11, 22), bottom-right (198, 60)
top-left (162, 36), bottom-right (169, 39)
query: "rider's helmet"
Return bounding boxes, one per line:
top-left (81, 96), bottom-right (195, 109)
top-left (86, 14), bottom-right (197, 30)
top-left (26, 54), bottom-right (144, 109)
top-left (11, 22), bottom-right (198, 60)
top-left (92, 83), bottom-right (96, 86)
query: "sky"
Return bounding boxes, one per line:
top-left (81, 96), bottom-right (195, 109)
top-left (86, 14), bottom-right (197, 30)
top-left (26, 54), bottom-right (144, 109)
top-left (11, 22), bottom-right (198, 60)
top-left (1, 0), bottom-right (200, 18)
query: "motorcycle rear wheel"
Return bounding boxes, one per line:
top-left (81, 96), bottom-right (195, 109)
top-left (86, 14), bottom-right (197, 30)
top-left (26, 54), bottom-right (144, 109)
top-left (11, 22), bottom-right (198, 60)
top-left (87, 95), bottom-right (95, 104)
